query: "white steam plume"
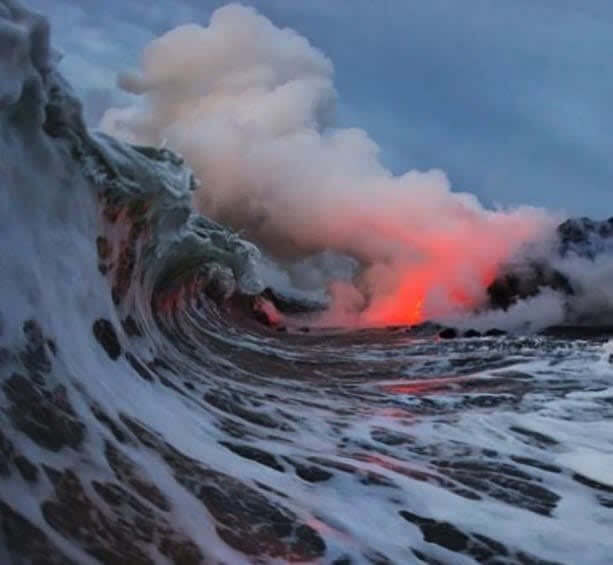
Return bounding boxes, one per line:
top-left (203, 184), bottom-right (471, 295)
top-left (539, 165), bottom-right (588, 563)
top-left (101, 4), bottom-right (556, 326)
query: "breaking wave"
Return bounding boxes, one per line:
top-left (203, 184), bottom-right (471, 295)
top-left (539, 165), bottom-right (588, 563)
top-left (1, 2), bottom-right (613, 564)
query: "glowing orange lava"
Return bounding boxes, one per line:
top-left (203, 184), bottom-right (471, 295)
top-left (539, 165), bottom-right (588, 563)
top-left (360, 212), bottom-right (550, 326)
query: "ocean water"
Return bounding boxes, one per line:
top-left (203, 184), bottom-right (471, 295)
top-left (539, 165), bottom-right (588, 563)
top-left (1, 1), bottom-right (612, 564)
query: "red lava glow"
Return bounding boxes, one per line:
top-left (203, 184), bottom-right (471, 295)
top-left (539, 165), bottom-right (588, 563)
top-left (382, 377), bottom-right (465, 396)
top-left (360, 213), bottom-right (549, 326)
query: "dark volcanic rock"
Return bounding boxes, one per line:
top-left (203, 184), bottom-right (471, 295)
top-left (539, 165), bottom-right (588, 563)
top-left (540, 325), bottom-right (613, 340)
top-left (487, 216), bottom-right (613, 315)
top-left (438, 327), bottom-right (458, 339)
top-left (404, 321), bottom-right (444, 337)
top-left (558, 216), bottom-right (613, 258)
top-left (484, 328), bottom-right (507, 337)
top-left (487, 262), bottom-right (572, 311)
top-left (463, 329), bottom-right (481, 338)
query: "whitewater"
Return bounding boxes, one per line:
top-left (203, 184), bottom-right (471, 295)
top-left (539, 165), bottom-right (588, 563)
top-left (1, 1), bottom-right (613, 564)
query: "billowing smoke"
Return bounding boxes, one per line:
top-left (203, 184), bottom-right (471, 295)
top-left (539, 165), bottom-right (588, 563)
top-left (101, 4), bottom-right (558, 326)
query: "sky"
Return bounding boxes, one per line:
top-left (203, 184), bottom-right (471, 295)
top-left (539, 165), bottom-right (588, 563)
top-left (27, 0), bottom-right (613, 217)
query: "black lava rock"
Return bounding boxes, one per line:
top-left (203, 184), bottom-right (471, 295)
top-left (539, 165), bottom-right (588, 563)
top-left (540, 325), bottom-right (613, 340)
top-left (558, 216), bottom-right (613, 258)
top-left (484, 328), bottom-right (507, 337)
top-left (487, 262), bottom-right (572, 311)
top-left (487, 216), bottom-right (613, 313)
top-left (463, 329), bottom-right (481, 338)
top-left (438, 328), bottom-right (458, 339)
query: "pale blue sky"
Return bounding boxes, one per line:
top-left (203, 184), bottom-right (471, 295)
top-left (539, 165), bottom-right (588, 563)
top-left (30, 0), bottom-right (613, 217)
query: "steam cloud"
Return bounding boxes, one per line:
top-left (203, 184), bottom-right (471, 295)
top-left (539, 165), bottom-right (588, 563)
top-left (101, 4), bottom-right (558, 326)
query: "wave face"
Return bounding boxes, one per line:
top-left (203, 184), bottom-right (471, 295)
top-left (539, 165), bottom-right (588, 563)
top-left (1, 2), bottom-right (613, 565)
